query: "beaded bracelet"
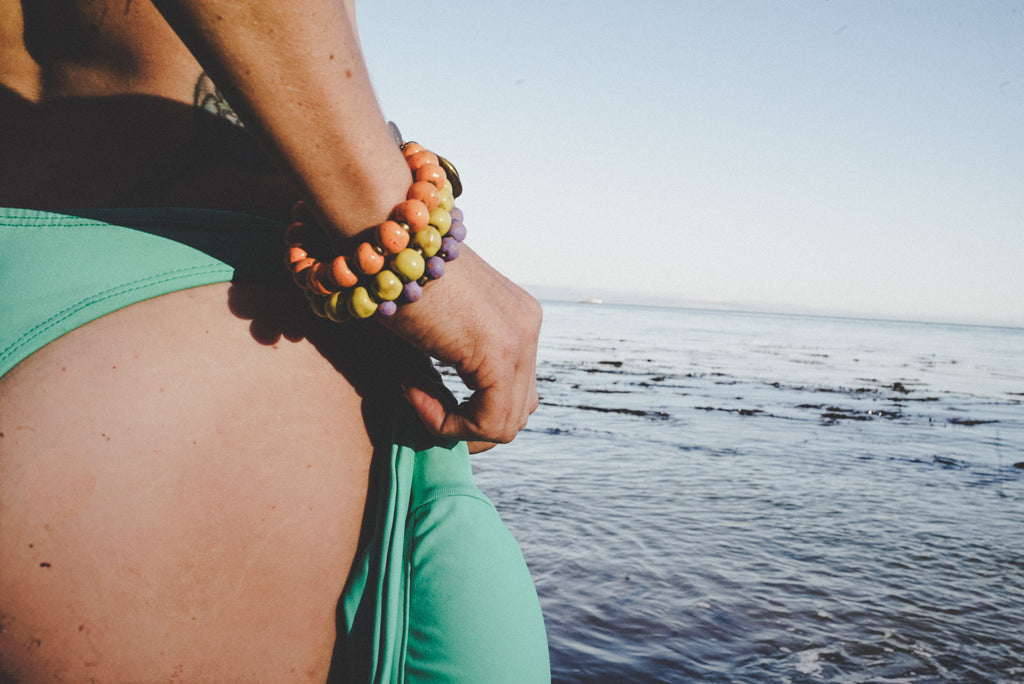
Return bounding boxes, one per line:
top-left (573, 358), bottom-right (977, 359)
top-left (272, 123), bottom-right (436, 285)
top-left (284, 142), bottom-right (467, 322)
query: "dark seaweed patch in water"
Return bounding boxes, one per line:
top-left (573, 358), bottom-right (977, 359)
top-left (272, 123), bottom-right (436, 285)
top-left (695, 406), bottom-right (766, 417)
top-left (948, 417), bottom-right (999, 426)
top-left (542, 427), bottom-right (574, 435)
top-left (933, 455), bottom-right (969, 469)
top-left (799, 404), bottom-right (904, 422)
top-left (821, 410), bottom-right (871, 422)
top-left (575, 404), bottom-right (670, 419)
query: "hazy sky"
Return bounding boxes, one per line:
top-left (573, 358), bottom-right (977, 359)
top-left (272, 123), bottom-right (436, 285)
top-left (359, 1), bottom-right (1023, 326)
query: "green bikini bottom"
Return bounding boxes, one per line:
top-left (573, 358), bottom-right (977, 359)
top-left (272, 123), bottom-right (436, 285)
top-left (0, 208), bottom-right (550, 683)
top-left (336, 412), bottom-right (551, 683)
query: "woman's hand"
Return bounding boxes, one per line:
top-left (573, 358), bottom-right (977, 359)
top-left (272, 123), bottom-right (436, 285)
top-left (383, 244), bottom-right (542, 448)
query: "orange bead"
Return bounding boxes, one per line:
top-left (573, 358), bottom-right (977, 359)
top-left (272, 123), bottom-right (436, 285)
top-left (376, 220), bottom-right (410, 254)
top-left (291, 256), bottom-right (316, 288)
top-left (401, 142), bottom-right (426, 158)
top-left (290, 200), bottom-right (312, 222)
top-left (306, 262), bottom-right (334, 296)
top-left (415, 162), bottom-right (447, 190)
top-left (285, 245), bottom-right (308, 267)
top-left (356, 241), bottom-right (385, 275)
top-left (405, 150), bottom-right (439, 172)
top-left (283, 221), bottom-right (309, 248)
top-left (407, 181), bottom-right (441, 212)
top-left (391, 199), bottom-right (430, 232)
top-left (330, 255), bottom-right (359, 288)
top-left (290, 255), bottom-right (316, 275)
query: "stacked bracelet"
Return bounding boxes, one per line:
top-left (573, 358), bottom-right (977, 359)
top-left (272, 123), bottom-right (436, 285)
top-left (284, 142), bottom-right (467, 322)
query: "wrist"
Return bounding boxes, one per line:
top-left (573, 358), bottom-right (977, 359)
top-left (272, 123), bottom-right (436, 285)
top-left (286, 138), bottom-right (466, 321)
top-left (308, 133), bottom-right (411, 241)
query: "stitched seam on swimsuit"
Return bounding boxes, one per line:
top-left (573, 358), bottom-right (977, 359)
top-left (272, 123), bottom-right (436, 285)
top-left (0, 216), bottom-right (115, 228)
top-left (411, 489), bottom-right (493, 515)
top-left (0, 265), bottom-right (232, 368)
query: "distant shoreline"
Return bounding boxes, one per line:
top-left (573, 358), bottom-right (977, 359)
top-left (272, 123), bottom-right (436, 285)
top-left (525, 285), bottom-right (1024, 331)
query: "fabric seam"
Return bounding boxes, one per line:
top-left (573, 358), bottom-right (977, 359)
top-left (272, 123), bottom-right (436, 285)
top-left (0, 264), bottom-right (232, 368)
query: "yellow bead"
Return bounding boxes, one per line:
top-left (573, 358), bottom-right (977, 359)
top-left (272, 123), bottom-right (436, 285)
top-left (372, 269), bottom-right (403, 301)
top-left (308, 294), bottom-right (328, 318)
top-left (392, 248), bottom-right (425, 282)
top-left (325, 292), bottom-right (348, 322)
top-left (428, 207), bottom-right (451, 236)
top-left (413, 226), bottom-right (442, 257)
top-left (347, 286), bottom-right (378, 319)
top-left (438, 183), bottom-right (454, 212)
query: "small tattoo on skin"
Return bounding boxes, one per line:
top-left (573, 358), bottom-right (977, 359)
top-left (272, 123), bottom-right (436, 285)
top-left (193, 72), bottom-right (244, 128)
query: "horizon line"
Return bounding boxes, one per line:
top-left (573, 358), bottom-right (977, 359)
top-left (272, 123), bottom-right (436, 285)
top-left (522, 284), bottom-right (1024, 331)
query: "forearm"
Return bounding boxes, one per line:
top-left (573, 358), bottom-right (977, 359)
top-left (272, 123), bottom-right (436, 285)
top-left (152, 0), bottom-right (543, 445)
top-left (151, 0), bottom-right (409, 238)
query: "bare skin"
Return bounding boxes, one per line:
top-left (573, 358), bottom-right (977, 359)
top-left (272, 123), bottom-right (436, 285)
top-left (0, 283), bottom-right (375, 681)
top-left (2, 1), bottom-right (370, 681)
top-left (0, 0), bottom-right (542, 679)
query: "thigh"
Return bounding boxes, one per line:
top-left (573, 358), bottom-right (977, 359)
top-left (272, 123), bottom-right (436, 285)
top-left (0, 282), bottom-right (374, 682)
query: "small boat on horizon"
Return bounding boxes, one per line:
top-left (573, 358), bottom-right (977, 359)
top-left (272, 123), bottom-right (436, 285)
top-left (581, 298), bottom-right (603, 305)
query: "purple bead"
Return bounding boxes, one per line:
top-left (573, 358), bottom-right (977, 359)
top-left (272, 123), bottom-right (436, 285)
top-left (401, 280), bottom-right (423, 303)
top-left (450, 206), bottom-right (464, 223)
top-left (439, 236), bottom-right (461, 262)
top-left (447, 221), bottom-right (467, 243)
top-left (377, 300), bottom-right (398, 317)
top-left (425, 256), bottom-right (445, 280)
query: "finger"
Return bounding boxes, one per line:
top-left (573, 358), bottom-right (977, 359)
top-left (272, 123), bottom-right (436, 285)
top-left (438, 383), bottom-right (528, 444)
top-left (400, 366), bottom-right (459, 435)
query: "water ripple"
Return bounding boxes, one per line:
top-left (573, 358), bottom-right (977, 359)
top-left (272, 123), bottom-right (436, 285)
top-left (471, 304), bottom-right (1024, 683)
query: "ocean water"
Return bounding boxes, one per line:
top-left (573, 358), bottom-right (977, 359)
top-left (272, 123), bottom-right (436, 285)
top-left (467, 302), bottom-right (1024, 683)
